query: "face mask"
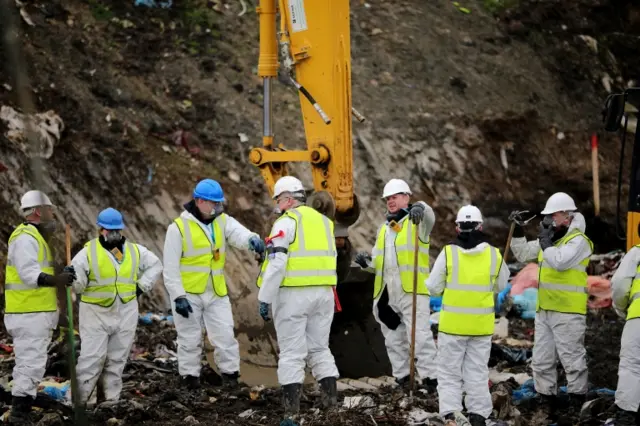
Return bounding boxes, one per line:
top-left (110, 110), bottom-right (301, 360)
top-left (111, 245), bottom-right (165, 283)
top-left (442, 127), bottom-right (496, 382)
top-left (213, 203), bottom-right (224, 215)
top-left (105, 230), bottom-right (122, 244)
top-left (273, 206), bottom-right (283, 215)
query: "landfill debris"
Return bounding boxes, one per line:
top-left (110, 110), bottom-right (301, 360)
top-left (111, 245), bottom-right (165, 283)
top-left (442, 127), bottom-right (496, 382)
top-left (343, 395), bottom-right (376, 409)
top-left (134, 0), bottom-right (173, 7)
top-left (489, 343), bottom-right (531, 366)
top-left (0, 106), bottom-right (64, 159)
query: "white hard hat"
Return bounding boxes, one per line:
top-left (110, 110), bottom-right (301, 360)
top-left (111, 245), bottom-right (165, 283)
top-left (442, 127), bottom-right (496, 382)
top-left (382, 178), bottom-right (412, 199)
top-left (540, 192), bottom-right (577, 215)
top-left (455, 205), bottom-right (483, 223)
top-left (20, 190), bottom-right (55, 210)
top-left (273, 176), bottom-right (305, 199)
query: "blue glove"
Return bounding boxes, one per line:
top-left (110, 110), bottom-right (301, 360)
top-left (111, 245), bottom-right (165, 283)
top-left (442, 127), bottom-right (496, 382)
top-left (430, 296), bottom-right (442, 312)
top-left (495, 285), bottom-right (512, 313)
top-left (249, 236), bottom-right (265, 254)
top-left (174, 297), bottom-right (193, 318)
top-left (259, 302), bottom-right (271, 321)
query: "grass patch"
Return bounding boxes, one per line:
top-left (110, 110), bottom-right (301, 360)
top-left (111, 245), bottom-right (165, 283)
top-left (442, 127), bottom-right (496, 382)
top-left (483, 0), bottom-right (519, 14)
top-left (87, 0), bottom-right (114, 21)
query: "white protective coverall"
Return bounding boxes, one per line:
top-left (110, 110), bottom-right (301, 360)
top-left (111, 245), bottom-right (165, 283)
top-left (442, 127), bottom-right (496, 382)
top-left (610, 246), bottom-right (640, 412)
top-left (5, 234), bottom-right (59, 398)
top-left (163, 210), bottom-right (259, 377)
top-left (362, 202), bottom-right (438, 382)
top-left (70, 242), bottom-right (162, 402)
top-left (510, 213), bottom-right (592, 395)
top-left (257, 215), bottom-right (339, 385)
top-left (426, 242), bottom-right (510, 417)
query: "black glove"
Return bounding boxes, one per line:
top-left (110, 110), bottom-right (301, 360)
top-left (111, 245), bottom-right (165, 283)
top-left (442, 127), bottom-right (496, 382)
top-left (538, 221), bottom-right (554, 250)
top-left (377, 287), bottom-right (401, 330)
top-left (136, 286), bottom-right (144, 298)
top-left (409, 203), bottom-right (425, 225)
top-left (354, 252), bottom-right (372, 268)
top-left (174, 296), bottom-right (193, 318)
top-left (38, 268), bottom-right (75, 287)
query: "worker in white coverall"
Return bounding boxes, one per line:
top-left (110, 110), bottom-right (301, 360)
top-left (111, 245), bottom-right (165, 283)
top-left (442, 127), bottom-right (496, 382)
top-left (256, 176), bottom-right (340, 417)
top-left (4, 190), bottom-right (76, 424)
top-left (68, 208), bottom-right (162, 405)
top-left (163, 178), bottom-right (265, 389)
top-left (426, 205), bottom-right (510, 426)
top-left (609, 232), bottom-right (640, 426)
top-left (510, 192), bottom-right (593, 422)
top-left (354, 178), bottom-right (438, 392)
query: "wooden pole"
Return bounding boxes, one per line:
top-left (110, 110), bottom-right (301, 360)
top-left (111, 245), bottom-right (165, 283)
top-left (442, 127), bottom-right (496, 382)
top-left (408, 224), bottom-right (420, 396)
top-left (592, 133), bottom-right (600, 216)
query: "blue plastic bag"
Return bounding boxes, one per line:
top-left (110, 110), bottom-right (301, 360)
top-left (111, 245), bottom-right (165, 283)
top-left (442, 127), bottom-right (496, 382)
top-left (512, 288), bottom-right (537, 319)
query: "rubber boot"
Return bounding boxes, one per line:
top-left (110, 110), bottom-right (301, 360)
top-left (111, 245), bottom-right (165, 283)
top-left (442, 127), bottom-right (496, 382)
top-left (282, 383), bottom-right (302, 417)
top-left (421, 377), bottom-right (438, 394)
top-left (568, 393), bottom-right (586, 411)
top-left (614, 405), bottom-right (637, 426)
top-left (395, 375), bottom-right (409, 388)
top-left (318, 377), bottom-right (337, 408)
top-left (467, 413), bottom-right (486, 426)
top-left (221, 372), bottom-right (240, 388)
top-left (7, 396), bottom-right (33, 425)
top-left (537, 393), bottom-right (558, 423)
top-left (180, 375), bottom-right (200, 390)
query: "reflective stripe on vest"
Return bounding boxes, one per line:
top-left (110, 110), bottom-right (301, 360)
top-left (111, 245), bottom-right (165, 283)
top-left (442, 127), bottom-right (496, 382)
top-left (372, 217), bottom-right (430, 299)
top-left (626, 244), bottom-right (640, 320)
top-left (257, 205), bottom-right (337, 288)
top-left (537, 230), bottom-right (593, 315)
top-left (439, 244), bottom-right (500, 336)
top-left (175, 214), bottom-right (228, 296)
top-left (4, 224), bottom-right (57, 313)
top-left (82, 239), bottom-right (140, 307)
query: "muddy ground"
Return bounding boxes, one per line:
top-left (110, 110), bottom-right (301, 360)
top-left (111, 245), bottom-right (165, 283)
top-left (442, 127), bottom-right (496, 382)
top-left (0, 307), bottom-right (624, 426)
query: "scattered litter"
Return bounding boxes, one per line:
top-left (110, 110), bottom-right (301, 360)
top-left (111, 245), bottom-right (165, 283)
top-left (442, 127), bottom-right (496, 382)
top-left (490, 344), bottom-right (531, 366)
top-left (343, 396), bottom-right (375, 409)
top-left (488, 369), bottom-right (531, 386)
top-left (493, 317), bottom-right (509, 338)
top-left (138, 312), bottom-right (173, 325)
top-left (238, 133), bottom-right (249, 143)
top-left (0, 105), bottom-right (64, 159)
top-left (452, 2), bottom-right (471, 13)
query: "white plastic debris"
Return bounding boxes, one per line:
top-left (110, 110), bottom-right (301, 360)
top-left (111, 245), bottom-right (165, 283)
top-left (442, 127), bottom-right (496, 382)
top-left (489, 369), bottom-right (531, 386)
top-left (238, 409), bottom-right (254, 419)
top-left (407, 408), bottom-right (440, 425)
top-left (493, 317), bottom-right (509, 338)
top-left (343, 396), bottom-right (375, 409)
top-left (0, 106), bottom-right (64, 159)
top-left (238, 133), bottom-right (249, 143)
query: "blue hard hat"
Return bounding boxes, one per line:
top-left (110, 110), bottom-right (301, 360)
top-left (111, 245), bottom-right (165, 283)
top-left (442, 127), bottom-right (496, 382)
top-left (193, 179), bottom-right (225, 202)
top-left (97, 208), bottom-right (125, 230)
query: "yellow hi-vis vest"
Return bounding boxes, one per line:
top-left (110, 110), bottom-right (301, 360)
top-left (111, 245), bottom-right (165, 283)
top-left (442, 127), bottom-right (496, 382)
top-left (372, 217), bottom-right (430, 299)
top-left (439, 244), bottom-right (501, 336)
top-left (257, 206), bottom-right (337, 288)
top-left (537, 229), bottom-right (593, 315)
top-left (83, 238), bottom-right (140, 307)
top-left (4, 224), bottom-right (57, 313)
top-left (175, 214), bottom-right (228, 297)
top-left (625, 244), bottom-right (640, 320)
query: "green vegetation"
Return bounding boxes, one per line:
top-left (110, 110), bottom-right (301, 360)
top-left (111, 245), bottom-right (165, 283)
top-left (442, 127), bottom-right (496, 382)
top-left (87, 0), bottom-right (114, 21)
top-left (483, 0), bottom-right (519, 14)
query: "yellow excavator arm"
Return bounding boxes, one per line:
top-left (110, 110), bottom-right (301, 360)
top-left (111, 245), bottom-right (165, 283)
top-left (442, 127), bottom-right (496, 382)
top-left (250, 0), bottom-right (362, 232)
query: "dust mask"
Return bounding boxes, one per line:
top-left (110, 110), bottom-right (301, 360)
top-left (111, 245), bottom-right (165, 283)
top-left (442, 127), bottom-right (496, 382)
top-left (105, 230), bottom-right (122, 244)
